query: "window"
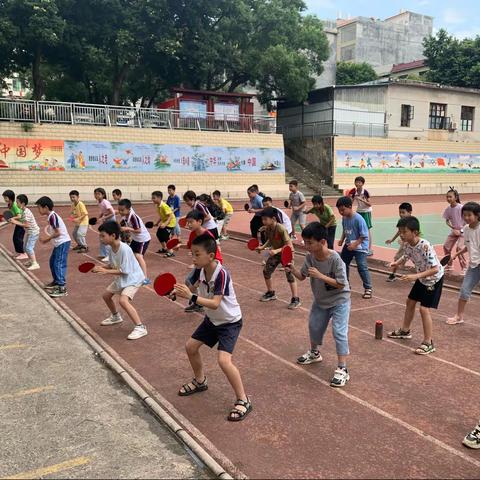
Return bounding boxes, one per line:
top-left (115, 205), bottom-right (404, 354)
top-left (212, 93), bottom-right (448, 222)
top-left (400, 104), bottom-right (414, 127)
top-left (461, 106), bottom-right (474, 131)
top-left (340, 45), bottom-right (355, 61)
top-left (429, 103), bottom-right (447, 129)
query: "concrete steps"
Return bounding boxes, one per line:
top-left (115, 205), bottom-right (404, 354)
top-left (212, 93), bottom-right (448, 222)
top-left (285, 155), bottom-right (341, 198)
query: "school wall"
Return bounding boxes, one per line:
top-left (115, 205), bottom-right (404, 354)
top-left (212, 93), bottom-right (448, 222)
top-left (0, 123), bottom-right (287, 203)
top-left (333, 136), bottom-right (480, 196)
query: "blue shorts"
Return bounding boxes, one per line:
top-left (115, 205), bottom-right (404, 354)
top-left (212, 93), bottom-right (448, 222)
top-left (192, 317), bottom-right (242, 354)
top-left (24, 233), bottom-right (39, 255)
top-left (460, 265), bottom-right (480, 300)
top-left (130, 240), bottom-right (150, 255)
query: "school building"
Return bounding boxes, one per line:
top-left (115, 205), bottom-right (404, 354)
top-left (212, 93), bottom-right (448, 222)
top-left (277, 79), bottom-right (480, 196)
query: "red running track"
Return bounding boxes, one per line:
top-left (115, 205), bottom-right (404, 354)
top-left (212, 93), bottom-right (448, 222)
top-left (1, 204), bottom-right (480, 478)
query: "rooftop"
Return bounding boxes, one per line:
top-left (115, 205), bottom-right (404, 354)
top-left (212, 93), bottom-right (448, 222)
top-left (172, 88), bottom-right (255, 99)
top-left (391, 59), bottom-right (427, 73)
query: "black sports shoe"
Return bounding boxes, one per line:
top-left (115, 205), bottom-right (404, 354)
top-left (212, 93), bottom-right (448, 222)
top-left (44, 282), bottom-right (58, 291)
top-left (184, 304), bottom-right (204, 313)
top-left (260, 291), bottom-right (277, 302)
top-left (288, 297), bottom-right (302, 309)
top-left (49, 286), bottom-right (68, 298)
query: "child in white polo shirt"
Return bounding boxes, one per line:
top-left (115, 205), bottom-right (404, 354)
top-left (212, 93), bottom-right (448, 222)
top-left (118, 198), bottom-right (152, 285)
top-left (174, 234), bottom-right (252, 422)
top-left (36, 196), bottom-right (71, 297)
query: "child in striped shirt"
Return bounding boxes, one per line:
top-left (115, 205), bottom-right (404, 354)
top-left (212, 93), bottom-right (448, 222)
top-left (10, 194), bottom-right (40, 270)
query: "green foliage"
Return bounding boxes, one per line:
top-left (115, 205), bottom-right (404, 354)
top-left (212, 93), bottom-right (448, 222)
top-left (1, 0), bottom-right (329, 105)
top-left (336, 61), bottom-right (378, 85)
top-left (423, 29), bottom-right (480, 88)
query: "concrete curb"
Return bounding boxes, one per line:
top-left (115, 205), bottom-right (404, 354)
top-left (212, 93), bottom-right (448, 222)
top-left (0, 243), bottom-right (239, 480)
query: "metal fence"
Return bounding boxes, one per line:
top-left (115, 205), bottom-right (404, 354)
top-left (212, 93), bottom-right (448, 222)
top-left (0, 99), bottom-right (277, 133)
top-left (277, 120), bottom-right (388, 138)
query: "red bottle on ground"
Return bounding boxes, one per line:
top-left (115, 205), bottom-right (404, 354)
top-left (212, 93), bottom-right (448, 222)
top-left (375, 320), bottom-right (383, 339)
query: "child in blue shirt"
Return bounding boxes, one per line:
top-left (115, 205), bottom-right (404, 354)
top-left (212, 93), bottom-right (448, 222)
top-left (167, 184), bottom-right (181, 237)
top-left (336, 196), bottom-right (372, 299)
top-left (94, 221), bottom-right (147, 341)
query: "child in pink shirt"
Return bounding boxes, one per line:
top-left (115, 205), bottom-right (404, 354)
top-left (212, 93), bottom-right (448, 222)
top-left (94, 187), bottom-right (115, 261)
top-left (442, 188), bottom-right (467, 272)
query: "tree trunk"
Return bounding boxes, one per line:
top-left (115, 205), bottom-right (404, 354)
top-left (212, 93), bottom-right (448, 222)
top-left (111, 62), bottom-right (129, 105)
top-left (32, 46), bottom-right (44, 100)
top-left (147, 89), bottom-right (159, 108)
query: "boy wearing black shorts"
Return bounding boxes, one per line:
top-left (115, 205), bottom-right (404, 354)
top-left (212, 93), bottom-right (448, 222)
top-left (388, 216), bottom-right (444, 355)
top-left (174, 234), bottom-right (252, 422)
top-left (118, 199), bottom-right (151, 285)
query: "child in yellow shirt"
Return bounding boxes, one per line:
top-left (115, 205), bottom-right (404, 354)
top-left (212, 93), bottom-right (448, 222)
top-left (69, 190), bottom-right (89, 252)
top-left (213, 190), bottom-right (233, 240)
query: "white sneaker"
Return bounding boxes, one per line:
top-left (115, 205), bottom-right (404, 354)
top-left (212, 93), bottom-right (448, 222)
top-left (27, 262), bottom-right (40, 270)
top-left (330, 367), bottom-right (350, 387)
top-left (15, 253), bottom-right (29, 260)
top-left (101, 313), bottom-right (123, 326)
top-left (101, 256), bottom-right (110, 263)
top-left (127, 325), bottom-right (147, 340)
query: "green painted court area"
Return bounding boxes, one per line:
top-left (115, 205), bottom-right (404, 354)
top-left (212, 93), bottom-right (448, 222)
top-left (295, 214), bottom-right (449, 248)
top-left (369, 214), bottom-right (449, 248)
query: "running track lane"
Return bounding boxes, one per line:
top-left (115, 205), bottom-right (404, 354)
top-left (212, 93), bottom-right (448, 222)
top-left (1, 223), bottom-right (480, 478)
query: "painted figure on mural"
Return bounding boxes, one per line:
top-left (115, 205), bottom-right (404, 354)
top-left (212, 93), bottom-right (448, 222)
top-left (78, 151), bottom-right (85, 169)
top-left (68, 153), bottom-right (76, 168)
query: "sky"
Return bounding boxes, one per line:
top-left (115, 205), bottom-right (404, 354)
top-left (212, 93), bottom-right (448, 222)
top-left (304, 0), bottom-right (480, 39)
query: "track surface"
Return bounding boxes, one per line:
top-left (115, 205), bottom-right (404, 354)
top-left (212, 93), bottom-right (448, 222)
top-left (2, 203), bottom-right (480, 478)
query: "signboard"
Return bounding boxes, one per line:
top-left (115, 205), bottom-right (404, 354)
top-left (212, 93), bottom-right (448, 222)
top-left (0, 138), bottom-right (65, 170)
top-left (336, 149), bottom-right (480, 174)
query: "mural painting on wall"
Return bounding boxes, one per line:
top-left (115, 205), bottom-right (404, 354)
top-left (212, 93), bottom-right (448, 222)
top-left (0, 138), bottom-right (65, 170)
top-left (64, 141), bottom-right (285, 173)
top-left (336, 150), bottom-right (480, 174)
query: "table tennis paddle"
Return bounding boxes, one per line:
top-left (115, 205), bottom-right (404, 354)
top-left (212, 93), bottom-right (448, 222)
top-left (145, 221), bottom-right (154, 229)
top-left (284, 200), bottom-right (289, 208)
top-left (78, 261), bottom-right (96, 273)
top-left (166, 238), bottom-right (180, 250)
top-left (244, 203), bottom-right (250, 211)
top-left (68, 215), bottom-right (75, 222)
top-left (247, 238), bottom-right (259, 250)
top-left (153, 272), bottom-right (177, 300)
top-left (2, 211), bottom-right (13, 222)
top-left (89, 217), bottom-right (97, 226)
top-left (440, 254), bottom-right (451, 266)
top-left (178, 217), bottom-right (187, 228)
top-left (281, 245), bottom-right (293, 267)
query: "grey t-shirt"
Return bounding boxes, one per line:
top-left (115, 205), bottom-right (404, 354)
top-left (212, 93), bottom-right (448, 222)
top-left (300, 251), bottom-right (350, 308)
top-left (289, 191), bottom-right (306, 209)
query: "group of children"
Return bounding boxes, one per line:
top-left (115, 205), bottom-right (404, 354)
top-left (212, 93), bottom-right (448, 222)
top-left (2, 180), bottom-right (480, 444)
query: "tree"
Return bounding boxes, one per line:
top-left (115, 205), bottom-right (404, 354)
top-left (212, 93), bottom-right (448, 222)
top-left (5, 0), bottom-right (65, 99)
top-left (423, 29), bottom-right (480, 88)
top-left (336, 61), bottom-right (377, 85)
top-left (166, 0), bottom-right (329, 105)
top-left (1, 0), bottom-right (330, 105)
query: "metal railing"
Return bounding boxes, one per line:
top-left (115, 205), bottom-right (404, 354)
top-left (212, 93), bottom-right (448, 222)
top-left (277, 120), bottom-right (388, 138)
top-left (0, 99), bottom-right (277, 133)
